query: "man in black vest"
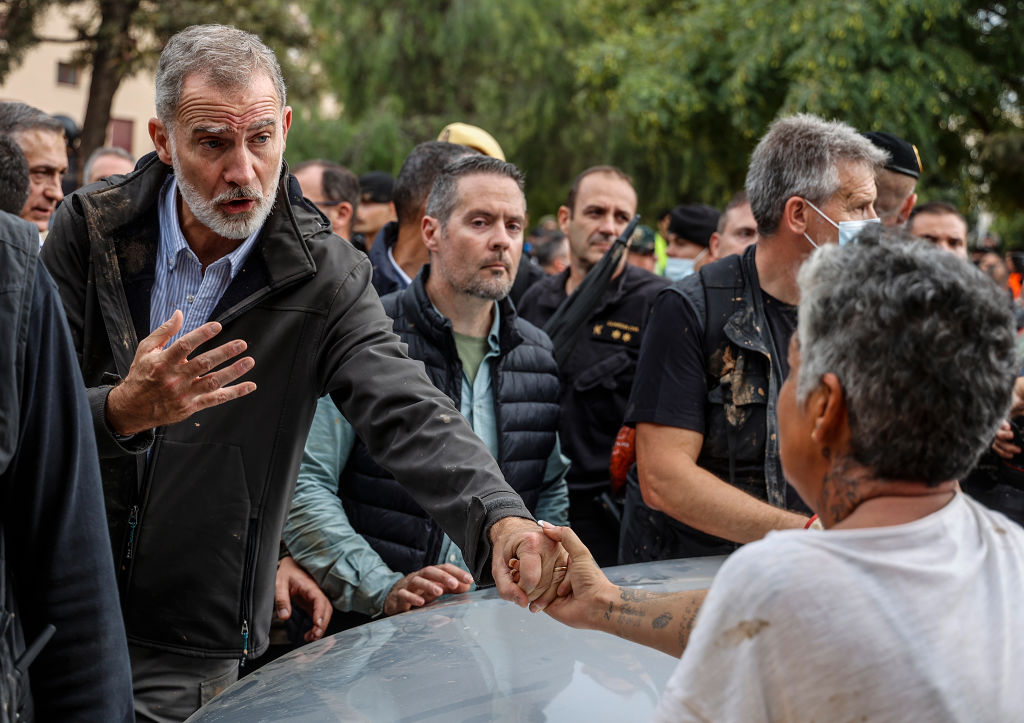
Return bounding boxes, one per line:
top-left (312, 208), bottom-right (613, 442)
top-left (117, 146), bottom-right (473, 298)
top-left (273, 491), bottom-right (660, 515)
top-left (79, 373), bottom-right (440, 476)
top-left (284, 155), bottom-right (570, 620)
top-left (620, 113), bottom-right (888, 562)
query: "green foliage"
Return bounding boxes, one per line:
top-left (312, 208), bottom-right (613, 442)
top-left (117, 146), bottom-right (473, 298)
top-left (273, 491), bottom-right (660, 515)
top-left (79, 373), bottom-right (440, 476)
top-left (571, 0), bottom-right (1024, 221)
top-left (5, 0), bottom-right (1020, 227)
top-left (286, 0), bottom-right (596, 217)
top-left (0, 0), bottom-right (64, 79)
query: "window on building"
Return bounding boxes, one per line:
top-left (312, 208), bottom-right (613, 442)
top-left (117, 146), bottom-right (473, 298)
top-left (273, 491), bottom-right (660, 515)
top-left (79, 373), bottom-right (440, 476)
top-left (109, 118), bottom-right (133, 154)
top-left (57, 62), bottom-right (79, 86)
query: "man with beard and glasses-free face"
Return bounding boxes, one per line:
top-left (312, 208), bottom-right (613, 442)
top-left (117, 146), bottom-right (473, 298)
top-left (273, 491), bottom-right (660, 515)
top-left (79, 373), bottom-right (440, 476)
top-left (620, 114), bottom-right (887, 564)
top-left (41, 25), bottom-right (567, 722)
top-left (285, 156), bottom-right (569, 628)
top-left (517, 167), bottom-right (668, 567)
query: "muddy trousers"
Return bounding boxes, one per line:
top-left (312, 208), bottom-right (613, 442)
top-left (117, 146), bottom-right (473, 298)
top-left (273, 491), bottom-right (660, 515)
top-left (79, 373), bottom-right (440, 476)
top-left (129, 644), bottom-right (239, 722)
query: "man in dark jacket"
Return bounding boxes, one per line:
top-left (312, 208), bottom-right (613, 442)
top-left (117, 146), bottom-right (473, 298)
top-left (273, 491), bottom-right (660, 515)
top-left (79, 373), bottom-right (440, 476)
top-left (285, 155), bottom-right (569, 621)
top-left (517, 166), bottom-right (668, 566)
top-left (1, 211), bottom-right (133, 721)
top-left (367, 141), bottom-right (474, 296)
top-left (40, 25), bottom-right (564, 722)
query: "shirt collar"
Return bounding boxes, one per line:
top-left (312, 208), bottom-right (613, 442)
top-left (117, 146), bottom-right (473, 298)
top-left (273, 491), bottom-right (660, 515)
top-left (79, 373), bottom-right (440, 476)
top-left (387, 243), bottom-right (413, 286)
top-left (157, 174), bottom-right (261, 277)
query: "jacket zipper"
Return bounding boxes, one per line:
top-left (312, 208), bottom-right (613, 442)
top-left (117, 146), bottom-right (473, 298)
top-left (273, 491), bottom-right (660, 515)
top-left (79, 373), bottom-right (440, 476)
top-left (239, 518), bottom-right (259, 666)
top-left (119, 434), bottom-right (160, 604)
top-left (125, 505), bottom-right (139, 559)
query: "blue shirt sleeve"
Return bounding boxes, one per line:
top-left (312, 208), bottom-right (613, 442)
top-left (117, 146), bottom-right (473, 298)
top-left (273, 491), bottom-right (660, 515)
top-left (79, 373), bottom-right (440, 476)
top-left (533, 433), bottom-right (571, 527)
top-left (283, 396), bottom-right (402, 617)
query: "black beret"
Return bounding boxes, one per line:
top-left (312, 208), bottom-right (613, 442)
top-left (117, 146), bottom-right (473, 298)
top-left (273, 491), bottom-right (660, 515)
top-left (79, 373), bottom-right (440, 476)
top-left (358, 171), bottom-right (395, 203)
top-left (862, 131), bottom-right (922, 179)
top-left (668, 204), bottom-right (720, 247)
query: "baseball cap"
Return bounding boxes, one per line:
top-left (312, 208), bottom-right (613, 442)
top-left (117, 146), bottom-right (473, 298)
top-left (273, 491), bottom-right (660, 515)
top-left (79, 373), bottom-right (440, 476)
top-left (437, 122), bottom-right (506, 161)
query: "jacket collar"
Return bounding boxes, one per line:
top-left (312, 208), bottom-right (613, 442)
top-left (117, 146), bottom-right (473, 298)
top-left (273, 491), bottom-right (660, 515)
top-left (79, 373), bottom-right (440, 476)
top-left (402, 265), bottom-right (524, 354)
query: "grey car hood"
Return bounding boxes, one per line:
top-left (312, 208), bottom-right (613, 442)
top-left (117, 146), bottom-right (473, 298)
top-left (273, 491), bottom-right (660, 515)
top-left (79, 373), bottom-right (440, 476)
top-left (188, 557), bottom-right (724, 722)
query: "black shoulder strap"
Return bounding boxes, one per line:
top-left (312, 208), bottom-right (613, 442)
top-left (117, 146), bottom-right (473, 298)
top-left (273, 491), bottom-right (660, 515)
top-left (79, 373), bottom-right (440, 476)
top-left (672, 254), bottom-right (746, 367)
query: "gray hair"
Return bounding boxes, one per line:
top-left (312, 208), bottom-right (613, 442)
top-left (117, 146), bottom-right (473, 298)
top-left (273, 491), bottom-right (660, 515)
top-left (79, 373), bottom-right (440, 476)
top-left (796, 240), bottom-right (1016, 482)
top-left (746, 114), bottom-right (888, 236)
top-left (425, 154), bottom-right (524, 228)
top-left (0, 134), bottom-right (29, 214)
top-left (83, 146), bottom-right (134, 183)
top-left (0, 101), bottom-right (65, 138)
top-left (155, 24), bottom-right (286, 126)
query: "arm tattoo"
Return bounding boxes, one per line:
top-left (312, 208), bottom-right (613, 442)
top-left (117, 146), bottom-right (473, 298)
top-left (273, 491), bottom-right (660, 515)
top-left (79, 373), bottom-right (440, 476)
top-left (677, 597), bottom-right (700, 651)
top-left (620, 588), bottom-right (659, 602)
top-left (617, 603), bottom-right (645, 628)
top-left (652, 612), bottom-right (672, 629)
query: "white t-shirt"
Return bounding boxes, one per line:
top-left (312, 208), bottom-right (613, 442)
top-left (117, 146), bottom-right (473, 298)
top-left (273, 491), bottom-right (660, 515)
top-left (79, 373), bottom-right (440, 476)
top-left (654, 493), bottom-right (1024, 722)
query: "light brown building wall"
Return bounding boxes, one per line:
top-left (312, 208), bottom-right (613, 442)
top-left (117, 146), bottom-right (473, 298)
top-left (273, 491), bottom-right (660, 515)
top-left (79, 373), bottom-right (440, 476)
top-left (0, 4), bottom-right (156, 158)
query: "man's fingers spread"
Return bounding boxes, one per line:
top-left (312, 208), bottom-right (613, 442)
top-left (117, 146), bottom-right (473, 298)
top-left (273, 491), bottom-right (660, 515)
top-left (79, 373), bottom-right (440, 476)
top-left (198, 357), bottom-right (256, 392)
top-left (193, 380), bottom-right (257, 414)
top-left (167, 321), bottom-right (222, 361)
top-left (138, 311), bottom-right (184, 354)
top-left (187, 340), bottom-right (249, 377)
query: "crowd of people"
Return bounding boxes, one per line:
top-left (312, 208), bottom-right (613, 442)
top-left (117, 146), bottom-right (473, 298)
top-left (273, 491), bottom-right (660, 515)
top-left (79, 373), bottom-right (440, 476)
top-left (1, 22), bottom-right (1023, 723)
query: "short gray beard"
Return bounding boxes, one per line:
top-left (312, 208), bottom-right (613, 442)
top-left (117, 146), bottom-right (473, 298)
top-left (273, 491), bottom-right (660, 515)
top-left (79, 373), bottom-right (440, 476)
top-left (170, 142), bottom-right (280, 240)
top-left (434, 250), bottom-right (515, 301)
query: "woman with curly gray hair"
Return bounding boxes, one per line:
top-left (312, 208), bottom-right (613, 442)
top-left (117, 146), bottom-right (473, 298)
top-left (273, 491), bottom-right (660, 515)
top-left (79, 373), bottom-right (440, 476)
top-left (541, 240), bottom-right (1024, 721)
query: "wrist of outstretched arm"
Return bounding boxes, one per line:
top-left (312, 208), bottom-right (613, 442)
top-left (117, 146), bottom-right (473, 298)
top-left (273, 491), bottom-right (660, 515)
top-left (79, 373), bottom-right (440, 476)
top-left (588, 583), bottom-right (625, 631)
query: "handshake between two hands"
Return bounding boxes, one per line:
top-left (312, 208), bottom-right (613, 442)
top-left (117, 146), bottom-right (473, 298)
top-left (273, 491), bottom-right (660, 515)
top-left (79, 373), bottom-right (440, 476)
top-left (277, 517), bottom-right (611, 644)
top-left (489, 517), bottom-right (610, 630)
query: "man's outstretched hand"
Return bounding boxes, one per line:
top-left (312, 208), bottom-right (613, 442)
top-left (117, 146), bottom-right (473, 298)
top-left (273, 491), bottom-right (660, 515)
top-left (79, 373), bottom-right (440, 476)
top-left (489, 516), bottom-right (567, 612)
top-left (106, 310), bottom-right (257, 436)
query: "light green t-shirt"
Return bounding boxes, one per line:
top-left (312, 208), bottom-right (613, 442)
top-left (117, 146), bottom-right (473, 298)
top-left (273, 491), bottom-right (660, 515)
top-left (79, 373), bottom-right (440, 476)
top-left (452, 330), bottom-right (489, 383)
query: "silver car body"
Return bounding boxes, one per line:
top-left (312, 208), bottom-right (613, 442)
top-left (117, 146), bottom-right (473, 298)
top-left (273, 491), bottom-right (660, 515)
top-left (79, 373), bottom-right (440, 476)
top-left (188, 557), bottom-right (724, 722)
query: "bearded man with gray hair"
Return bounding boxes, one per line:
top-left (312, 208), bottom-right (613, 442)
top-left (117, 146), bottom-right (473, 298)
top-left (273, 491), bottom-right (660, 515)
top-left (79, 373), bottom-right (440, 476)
top-left (620, 113), bottom-right (888, 563)
top-left (41, 24), bottom-right (565, 721)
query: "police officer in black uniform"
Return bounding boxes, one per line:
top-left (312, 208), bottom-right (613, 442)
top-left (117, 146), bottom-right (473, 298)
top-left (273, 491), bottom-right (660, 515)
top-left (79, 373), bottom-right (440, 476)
top-left (518, 165), bottom-right (668, 566)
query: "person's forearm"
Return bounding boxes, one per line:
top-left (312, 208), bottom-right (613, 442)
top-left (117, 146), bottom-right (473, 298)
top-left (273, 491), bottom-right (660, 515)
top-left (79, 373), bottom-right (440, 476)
top-left (643, 461), bottom-right (807, 543)
top-left (587, 586), bottom-right (708, 658)
top-left (636, 424), bottom-right (807, 544)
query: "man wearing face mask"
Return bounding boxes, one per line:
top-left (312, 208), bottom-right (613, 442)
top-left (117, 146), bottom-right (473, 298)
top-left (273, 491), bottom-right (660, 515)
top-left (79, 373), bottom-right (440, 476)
top-left (619, 114), bottom-right (887, 563)
top-left (663, 204), bottom-right (719, 280)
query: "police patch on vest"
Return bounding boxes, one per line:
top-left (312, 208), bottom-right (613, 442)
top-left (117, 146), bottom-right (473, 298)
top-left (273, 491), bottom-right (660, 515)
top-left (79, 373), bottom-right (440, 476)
top-left (591, 319), bottom-right (642, 347)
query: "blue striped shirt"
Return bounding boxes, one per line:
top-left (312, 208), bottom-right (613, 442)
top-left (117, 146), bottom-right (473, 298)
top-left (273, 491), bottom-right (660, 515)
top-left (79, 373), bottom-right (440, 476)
top-left (150, 175), bottom-right (261, 340)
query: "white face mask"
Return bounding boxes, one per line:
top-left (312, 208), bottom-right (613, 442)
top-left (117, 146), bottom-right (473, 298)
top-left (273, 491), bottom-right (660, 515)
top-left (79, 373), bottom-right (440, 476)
top-left (664, 249), bottom-right (708, 281)
top-left (803, 198), bottom-right (880, 248)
